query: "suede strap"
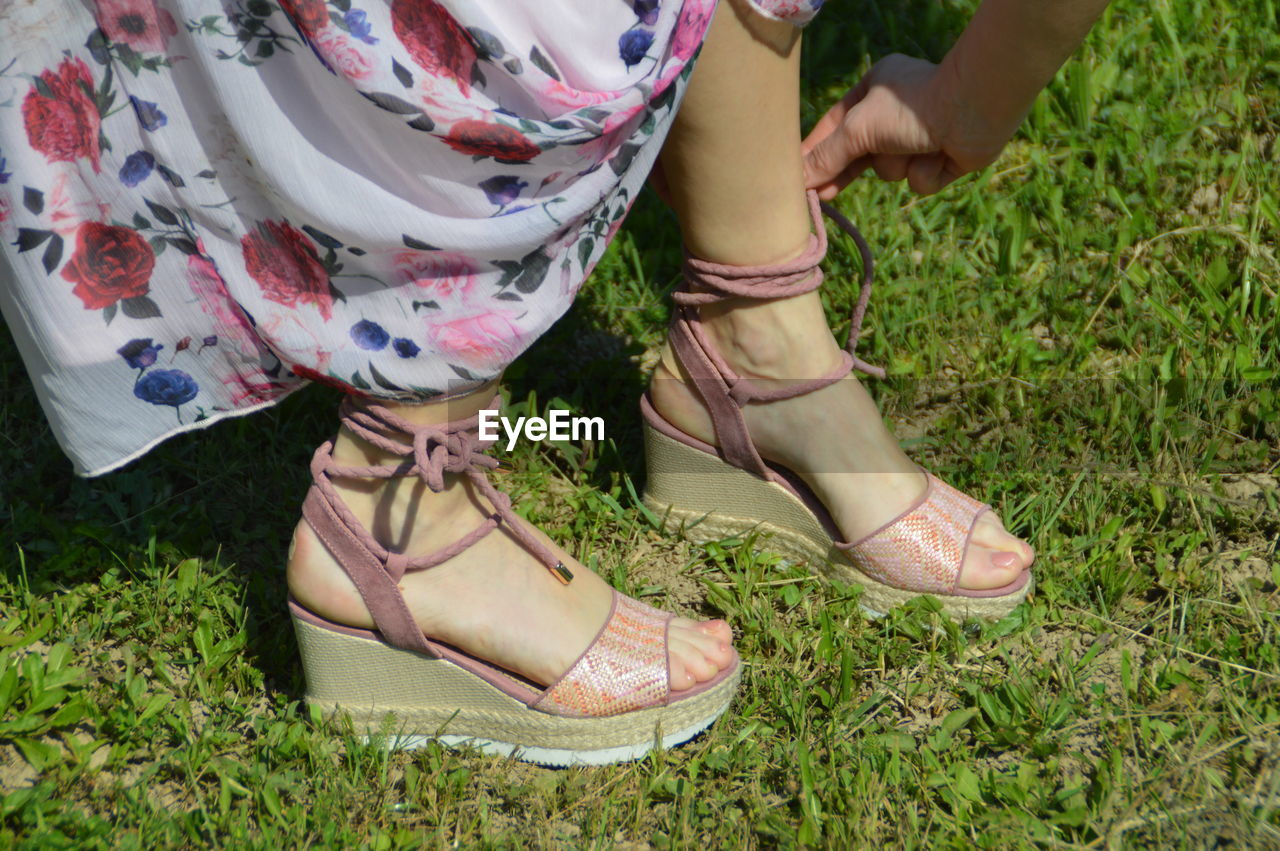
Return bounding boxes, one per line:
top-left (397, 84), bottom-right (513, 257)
top-left (301, 396), bottom-right (568, 655)
top-left (667, 191), bottom-right (885, 476)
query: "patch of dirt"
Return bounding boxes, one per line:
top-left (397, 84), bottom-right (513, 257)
top-left (0, 743), bottom-right (38, 790)
top-left (1187, 184), bottom-right (1220, 216)
top-left (1029, 323), bottom-right (1057, 350)
top-left (1116, 805), bottom-right (1265, 848)
top-left (1222, 556), bottom-right (1276, 592)
top-left (1010, 626), bottom-right (1147, 698)
top-left (992, 627), bottom-right (1158, 780)
top-left (147, 780), bottom-right (195, 814)
top-left (625, 534), bottom-right (708, 617)
top-left (1219, 473), bottom-right (1279, 505)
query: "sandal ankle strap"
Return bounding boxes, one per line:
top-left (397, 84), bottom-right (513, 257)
top-left (664, 191), bottom-right (886, 478)
top-left (675, 190), bottom-right (886, 382)
top-left (302, 395), bottom-right (573, 655)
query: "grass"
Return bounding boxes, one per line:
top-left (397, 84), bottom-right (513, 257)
top-left (2, 0), bottom-right (1279, 846)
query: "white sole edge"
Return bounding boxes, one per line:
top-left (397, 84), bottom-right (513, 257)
top-left (363, 713), bottom-right (724, 767)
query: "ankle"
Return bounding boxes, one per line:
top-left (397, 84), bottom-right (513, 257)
top-left (698, 293), bottom-right (845, 380)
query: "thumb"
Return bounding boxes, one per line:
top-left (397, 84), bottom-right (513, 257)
top-left (802, 106), bottom-right (871, 190)
top-left (906, 153), bottom-right (945, 195)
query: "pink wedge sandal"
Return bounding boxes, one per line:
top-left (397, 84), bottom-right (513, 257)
top-left (291, 397), bottom-right (740, 766)
top-left (641, 192), bottom-right (1033, 619)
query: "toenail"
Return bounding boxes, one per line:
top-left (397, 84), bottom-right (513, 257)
top-left (991, 551), bottom-right (1019, 569)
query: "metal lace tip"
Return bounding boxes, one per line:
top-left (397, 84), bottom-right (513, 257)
top-left (493, 457), bottom-right (515, 473)
top-left (550, 561), bottom-right (574, 585)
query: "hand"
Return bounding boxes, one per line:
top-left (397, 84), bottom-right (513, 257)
top-left (801, 53), bottom-right (1016, 199)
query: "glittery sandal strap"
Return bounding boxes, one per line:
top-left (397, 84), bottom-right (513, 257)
top-left (532, 593), bottom-right (672, 717)
top-left (836, 472), bottom-right (990, 594)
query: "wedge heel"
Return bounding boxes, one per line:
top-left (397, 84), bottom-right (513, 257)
top-left (643, 420), bottom-right (841, 563)
top-left (292, 611), bottom-right (740, 765)
top-left (643, 420), bottom-right (1032, 619)
top-left (640, 191), bottom-right (1034, 621)
top-left (290, 398), bottom-right (741, 767)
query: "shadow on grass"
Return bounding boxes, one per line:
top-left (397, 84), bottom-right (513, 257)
top-left (0, 0), bottom-right (986, 703)
top-left (0, 221), bottom-right (664, 703)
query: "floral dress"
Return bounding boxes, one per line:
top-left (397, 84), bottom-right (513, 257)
top-left (0, 0), bottom-right (821, 476)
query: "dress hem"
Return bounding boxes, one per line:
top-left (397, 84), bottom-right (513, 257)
top-left (78, 385), bottom-right (309, 478)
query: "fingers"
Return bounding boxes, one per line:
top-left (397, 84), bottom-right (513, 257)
top-left (906, 153), bottom-right (962, 195)
top-left (802, 110), bottom-right (875, 192)
top-left (800, 76), bottom-right (870, 156)
top-left (811, 155), bottom-right (873, 200)
top-left (871, 153), bottom-right (910, 183)
top-left (906, 153), bottom-right (944, 194)
top-left (801, 81), bottom-right (874, 190)
top-left (811, 153), bottom-right (962, 197)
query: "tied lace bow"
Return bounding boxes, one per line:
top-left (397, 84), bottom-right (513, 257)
top-left (310, 396), bottom-right (574, 585)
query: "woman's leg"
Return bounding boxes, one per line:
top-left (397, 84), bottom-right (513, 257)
top-left (651, 0), bottom-right (1033, 586)
top-left (286, 380), bottom-right (734, 690)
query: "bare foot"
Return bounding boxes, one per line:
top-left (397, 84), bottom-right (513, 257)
top-left (649, 289), bottom-right (1033, 590)
top-left (288, 412), bottom-right (735, 692)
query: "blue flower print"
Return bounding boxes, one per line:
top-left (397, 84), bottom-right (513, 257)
top-left (619, 28), bottom-right (653, 68)
top-left (343, 9), bottom-right (379, 44)
top-left (0, 153), bottom-right (10, 185)
top-left (120, 151), bottom-right (156, 187)
top-left (118, 338), bottom-right (164, 370)
top-left (350, 319), bottom-right (390, 350)
top-left (633, 0), bottom-right (659, 26)
top-left (393, 338), bottom-right (420, 358)
top-left (130, 97), bottom-right (168, 132)
top-left (135, 369), bottom-right (198, 410)
top-left (478, 175), bottom-right (528, 208)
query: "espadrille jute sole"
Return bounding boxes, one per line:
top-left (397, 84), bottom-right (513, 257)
top-left (292, 613), bottom-right (740, 767)
top-left (642, 422), bottom-right (1031, 620)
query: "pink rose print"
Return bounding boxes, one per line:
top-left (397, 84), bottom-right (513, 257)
top-left (671, 0), bottom-right (714, 62)
top-left (188, 253), bottom-right (262, 357)
top-left (94, 0), bottom-right (178, 53)
top-left (393, 250), bottom-right (478, 300)
top-left (312, 29), bottom-right (374, 80)
top-left (21, 58), bottom-right (102, 173)
top-left (223, 369), bottom-right (289, 406)
top-left (536, 79), bottom-right (613, 112)
top-left (426, 311), bottom-right (522, 373)
top-left (46, 173), bottom-right (112, 237)
top-left (240, 220), bottom-right (333, 321)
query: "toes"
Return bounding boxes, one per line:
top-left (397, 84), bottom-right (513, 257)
top-left (972, 515), bottom-right (1034, 567)
top-left (667, 654), bottom-right (696, 691)
top-left (696, 618), bottom-right (733, 643)
top-left (670, 633), bottom-right (719, 683)
top-left (957, 514), bottom-right (1034, 591)
top-left (666, 622), bottom-right (735, 690)
top-left (672, 616), bottom-right (733, 645)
